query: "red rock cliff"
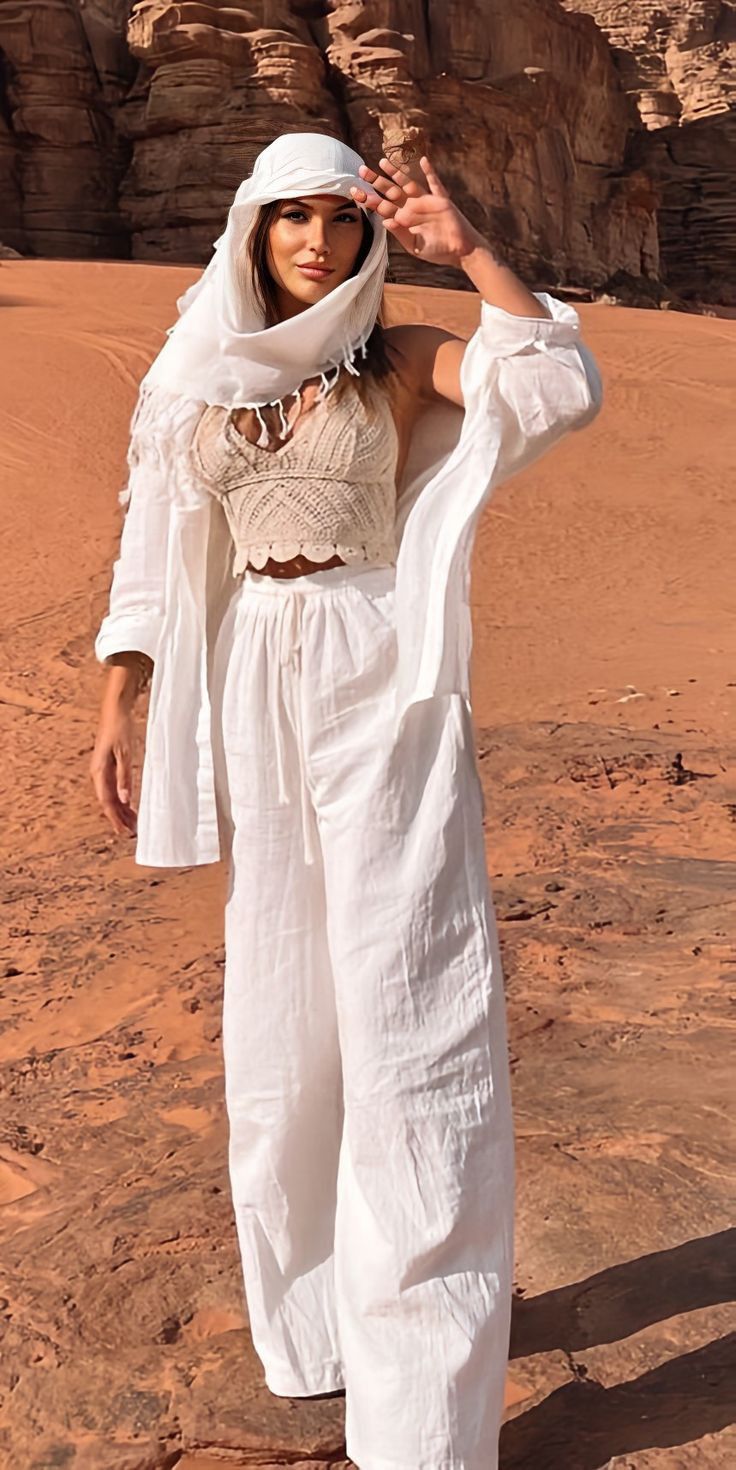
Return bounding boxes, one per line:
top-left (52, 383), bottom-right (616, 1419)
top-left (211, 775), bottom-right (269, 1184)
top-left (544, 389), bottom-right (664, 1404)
top-left (0, 0), bottom-right (133, 257)
top-left (108, 0), bottom-right (659, 291)
top-left (0, 1), bottom-right (732, 298)
top-left (562, 0), bottom-right (736, 299)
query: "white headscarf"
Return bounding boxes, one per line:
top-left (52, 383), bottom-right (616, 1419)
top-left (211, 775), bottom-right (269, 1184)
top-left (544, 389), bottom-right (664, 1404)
top-left (140, 132), bottom-right (388, 436)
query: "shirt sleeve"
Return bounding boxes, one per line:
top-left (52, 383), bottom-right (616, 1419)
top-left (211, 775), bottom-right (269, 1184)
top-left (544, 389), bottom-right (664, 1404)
top-left (94, 451), bottom-right (171, 667)
top-left (465, 291), bottom-right (603, 484)
top-left (93, 384), bottom-right (206, 666)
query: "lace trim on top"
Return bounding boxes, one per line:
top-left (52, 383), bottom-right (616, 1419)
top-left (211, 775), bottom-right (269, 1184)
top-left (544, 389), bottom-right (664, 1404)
top-left (188, 381), bottom-right (399, 575)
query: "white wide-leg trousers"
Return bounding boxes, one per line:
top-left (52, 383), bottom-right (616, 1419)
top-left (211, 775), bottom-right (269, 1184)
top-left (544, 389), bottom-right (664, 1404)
top-left (212, 561), bottom-right (515, 1470)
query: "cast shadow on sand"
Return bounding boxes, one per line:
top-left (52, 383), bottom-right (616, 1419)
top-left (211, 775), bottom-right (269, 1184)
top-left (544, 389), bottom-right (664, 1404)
top-left (0, 293), bottom-right (56, 309)
top-left (501, 1229), bottom-right (735, 1467)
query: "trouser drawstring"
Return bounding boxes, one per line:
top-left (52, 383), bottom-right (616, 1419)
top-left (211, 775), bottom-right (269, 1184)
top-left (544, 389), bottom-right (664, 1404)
top-left (272, 592), bottom-right (317, 867)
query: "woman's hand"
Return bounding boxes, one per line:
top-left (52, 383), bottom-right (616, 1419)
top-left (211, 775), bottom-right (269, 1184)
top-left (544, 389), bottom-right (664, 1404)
top-left (350, 154), bottom-right (487, 268)
top-left (89, 667), bottom-right (141, 838)
top-left (354, 151), bottom-right (551, 327)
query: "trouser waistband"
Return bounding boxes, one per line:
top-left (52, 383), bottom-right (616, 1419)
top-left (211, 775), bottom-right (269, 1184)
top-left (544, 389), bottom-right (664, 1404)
top-left (239, 561), bottom-right (396, 598)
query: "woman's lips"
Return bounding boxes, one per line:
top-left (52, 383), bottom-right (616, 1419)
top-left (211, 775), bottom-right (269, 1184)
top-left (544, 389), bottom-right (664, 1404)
top-left (296, 263), bottom-right (334, 280)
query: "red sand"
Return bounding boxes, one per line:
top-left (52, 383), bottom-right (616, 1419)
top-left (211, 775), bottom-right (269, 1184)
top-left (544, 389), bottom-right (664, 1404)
top-left (1, 260), bottom-right (734, 1469)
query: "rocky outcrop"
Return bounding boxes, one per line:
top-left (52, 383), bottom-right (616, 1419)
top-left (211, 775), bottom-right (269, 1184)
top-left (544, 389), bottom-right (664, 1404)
top-left (0, 0), bottom-right (733, 297)
top-left (118, 2), bottom-right (344, 261)
top-left (116, 0), bottom-right (658, 290)
top-left (0, 0), bottom-right (658, 292)
top-left (562, 0), bottom-right (736, 299)
top-left (322, 0), bottom-right (659, 289)
top-left (641, 112), bottom-right (736, 303)
top-left (0, 0), bottom-right (134, 257)
top-left (0, 108), bottom-right (24, 254)
top-left (561, 0), bottom-right (735, 127)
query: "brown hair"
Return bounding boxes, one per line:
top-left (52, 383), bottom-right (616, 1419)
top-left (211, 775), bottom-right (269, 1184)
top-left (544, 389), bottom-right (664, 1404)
top-left (238, 199), bottom-right (396, 398)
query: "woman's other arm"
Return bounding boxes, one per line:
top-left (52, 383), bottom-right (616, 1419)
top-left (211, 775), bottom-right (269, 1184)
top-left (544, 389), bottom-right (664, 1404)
top-left (90, 383), bottom-right (190, 836)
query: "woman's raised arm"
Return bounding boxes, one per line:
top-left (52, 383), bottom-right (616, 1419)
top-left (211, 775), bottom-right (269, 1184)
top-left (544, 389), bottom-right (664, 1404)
top-left (354, 153), bottom-right (602, 452)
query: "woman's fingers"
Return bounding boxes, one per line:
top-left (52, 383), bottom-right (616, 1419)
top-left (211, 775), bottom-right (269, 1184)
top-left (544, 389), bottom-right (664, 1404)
top-left (113, 745), bottom-right (137, 833)
top-left (419, 155), bottom-right (449, 198)
top-left (354, 154), bottom-right (447, 223)
top-left (350, 184), bottom-right (399, 219)
top-left (353, 188), bottom-right (443, 231)
top-left (349, 184), bottom-right (376, 207)
top-left (352, 156), bottom-right (449, 255)
top-left (89, 742), bottom-right (137, 837)
top-left (382, 216), bottom-right (415, 247)
top-left (357, 163), bottom-right (405, 203)
top-left (116, 743), bottom-right (131, 806)
top-left (105, 798), bottom-right (137, 837)
top-left (377, 156), bottom-right (425, 197)
top-left (96, 778), bottom-right (136, 836)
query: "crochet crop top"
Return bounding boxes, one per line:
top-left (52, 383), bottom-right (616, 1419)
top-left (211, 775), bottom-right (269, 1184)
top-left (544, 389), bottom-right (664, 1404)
top-left (188, 379), bottom-right (400, 574)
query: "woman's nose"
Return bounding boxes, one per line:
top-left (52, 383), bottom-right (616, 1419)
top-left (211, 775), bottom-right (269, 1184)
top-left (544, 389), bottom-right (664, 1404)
top-left (308, 225), bottom-right (331, 257)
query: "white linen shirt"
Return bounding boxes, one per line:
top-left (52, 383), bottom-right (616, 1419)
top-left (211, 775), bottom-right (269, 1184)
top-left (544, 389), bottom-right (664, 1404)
top-left (95, 293), bottom-right (602, 867)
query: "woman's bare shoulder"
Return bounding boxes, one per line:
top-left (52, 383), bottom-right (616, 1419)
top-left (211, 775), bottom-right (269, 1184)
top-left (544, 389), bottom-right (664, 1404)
top-left (384, 322), bottom-right (462, 359)
top-left (384, 322), bottom-right (465, 404)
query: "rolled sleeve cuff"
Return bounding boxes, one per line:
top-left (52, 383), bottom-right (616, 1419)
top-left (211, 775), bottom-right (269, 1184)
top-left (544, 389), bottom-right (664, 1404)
top-left (94, 611), bottom-right (163, 667)
top-left (477, 291), bottom-right (582, 356)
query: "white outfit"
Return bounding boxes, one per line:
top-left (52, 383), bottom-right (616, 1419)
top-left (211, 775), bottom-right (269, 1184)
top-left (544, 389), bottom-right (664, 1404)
top-left (212, 561), bottom-right (515, 1470)
top-left (92, 133), bottom-right (603, 1470)
top-left (95, 293), bottom-right (601, 868)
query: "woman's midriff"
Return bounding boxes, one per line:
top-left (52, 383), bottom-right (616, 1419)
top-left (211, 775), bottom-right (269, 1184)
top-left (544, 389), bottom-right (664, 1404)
top-left (244, 552), bottom-right (348, 579)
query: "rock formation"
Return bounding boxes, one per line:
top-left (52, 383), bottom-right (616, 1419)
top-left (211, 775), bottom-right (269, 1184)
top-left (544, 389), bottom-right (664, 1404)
top-left (111, 0), bottom-right (660, 291)
top-left (0, 1), bottom-right (733, 297)
top-left (0, 0), bottom-right (134, 257)
top-left (117, 2), bottom-right (344, 262)
top-left (562, 0), bottom-right (736, 299)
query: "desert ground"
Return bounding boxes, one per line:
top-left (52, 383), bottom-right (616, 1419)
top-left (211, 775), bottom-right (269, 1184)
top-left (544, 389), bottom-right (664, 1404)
top-left (0, 259), bottom-right (734, 1467)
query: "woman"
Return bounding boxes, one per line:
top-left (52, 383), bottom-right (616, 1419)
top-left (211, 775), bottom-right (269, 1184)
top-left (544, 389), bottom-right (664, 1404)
top-left (90, 133), bottom-right (601, 1470)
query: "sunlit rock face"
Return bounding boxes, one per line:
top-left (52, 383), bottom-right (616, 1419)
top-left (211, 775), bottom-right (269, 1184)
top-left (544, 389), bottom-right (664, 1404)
top-left (0, 0), bottom-right (732, 297)
top-left (115, 0), bottom-right (659, 289)
top-left (0, 0), bottom-right (657, 291)
top-left (325, 0), bottom-right (660, 288)
top-left (562, 0), bottom-right (736, 299)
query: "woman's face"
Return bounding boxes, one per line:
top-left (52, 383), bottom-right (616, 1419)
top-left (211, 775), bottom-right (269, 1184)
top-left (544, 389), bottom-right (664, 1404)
top-left (266, 193), bottom-right (366, 315)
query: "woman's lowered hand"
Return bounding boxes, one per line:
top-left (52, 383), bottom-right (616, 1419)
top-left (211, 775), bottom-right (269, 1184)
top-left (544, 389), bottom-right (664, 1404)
top-left (89, 660), bottom-right (142, 837)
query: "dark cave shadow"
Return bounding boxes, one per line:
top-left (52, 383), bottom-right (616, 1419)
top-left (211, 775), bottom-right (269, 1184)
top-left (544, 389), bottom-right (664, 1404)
top-left (510, 1229), bottom-right (736, 1357)
top-left (500, 1332), bottom-right (735, 1470)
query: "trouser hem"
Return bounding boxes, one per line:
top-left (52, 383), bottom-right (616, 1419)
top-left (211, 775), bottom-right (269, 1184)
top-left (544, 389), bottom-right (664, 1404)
top-left (346, 1447), bottom-right (494, 1470)
top-left (265, 1360), bottom-right (346, 1397)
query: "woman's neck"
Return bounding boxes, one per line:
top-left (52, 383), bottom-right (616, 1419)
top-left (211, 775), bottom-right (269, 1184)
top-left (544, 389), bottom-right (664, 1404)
top-left (272, 288), bottom-right (310, 323)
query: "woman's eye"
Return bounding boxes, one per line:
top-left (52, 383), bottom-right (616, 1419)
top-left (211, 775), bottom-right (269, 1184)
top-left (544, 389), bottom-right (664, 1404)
top-left (282, 209), bottom-right (358, 224)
